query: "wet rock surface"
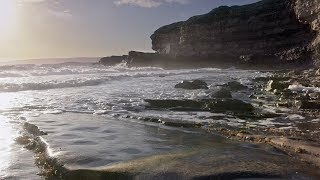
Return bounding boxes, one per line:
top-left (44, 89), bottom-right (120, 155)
top-left (143, 74), bottom-right (320, 168)
top-left (174, 80), bottom-right (208, 90)
top-left (222, 81), bottom-right (248, 91)
top-left (210, 88), bottom-right (232, 99)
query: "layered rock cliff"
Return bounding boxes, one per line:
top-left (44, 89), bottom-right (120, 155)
top-left (151, 0), bottom-right (320, 68)
top-left (294, 0), bottom-right (320, 66)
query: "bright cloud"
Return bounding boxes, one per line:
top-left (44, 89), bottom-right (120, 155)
top-left (21, 0), bottom-right (46, 2)
top-left (114, 0), bottom-right (189, 8)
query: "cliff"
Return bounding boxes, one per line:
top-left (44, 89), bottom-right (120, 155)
top-left (151, 0), bottom-right (320, 68)
top-left (294, 0), bottom-right (320, 66)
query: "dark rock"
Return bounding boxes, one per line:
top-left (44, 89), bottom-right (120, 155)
top-left (144, 99), bottom-right (204, 110)
top-left (23, 122), bottom-right (47, 136)
top-left (265, 80), bottom-right (289, 92)
top-left (222, 81), bottom-right (248, 91)
top-left (253, 77), bottom-right (270, 82)
top-left (145, 98), bottom-right (254, 115)
top-left (161, 120), bottom-right (201, 128)
top-left (295, 100), bottom-right (320, 109)
top-left (249, 94), bottom-right (256, 99)
top-left (206, 99), bottom-right (254, 113)
top-left (280, 89), bottom-right (295, 98)
top-left (192, 80), bottom-right (208, 88)
top-left (276, 102), bottom-right (291, 108)
top-left (175, 80), bottom-right (208, 90)
top-left (211, 88), bottom-right (232, 99)
top-left (99, 55), bottom-right (128, 66)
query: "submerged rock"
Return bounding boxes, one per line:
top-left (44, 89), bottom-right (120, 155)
top-left (222, 81), bottom-right (248, 91)
top-left (175, 80), bottom-right (208, 90)
top-left (144, 99), bottom-right (204, 111)
top-left (23, 122), bottom-right (47, 136)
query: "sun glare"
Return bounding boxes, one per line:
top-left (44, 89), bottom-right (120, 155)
top-left (0, 0), bottom-right (16, 32)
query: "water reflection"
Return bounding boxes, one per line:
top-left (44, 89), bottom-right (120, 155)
top-left (0, 116), bottom-right (13, 178)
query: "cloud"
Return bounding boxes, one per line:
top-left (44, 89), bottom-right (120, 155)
top-left (114, 0), bottom-right (189, 8)
top-left (21, 0), bottom-right (47, 3)
top-left (20, 0), bottom-right (72, 19)
top-left (47, 9), bottom-right (72, 19)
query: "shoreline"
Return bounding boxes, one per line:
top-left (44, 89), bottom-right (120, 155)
top-left (7, 66), bottom-right (320, 179)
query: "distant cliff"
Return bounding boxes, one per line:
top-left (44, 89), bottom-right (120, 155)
top-left (151, 0), bottom-right (320, 68)
top-left (99, 55), bottom-right (128, 66)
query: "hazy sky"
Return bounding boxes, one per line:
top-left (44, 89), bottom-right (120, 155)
top-left (0, 0), bottom-right (259, 60)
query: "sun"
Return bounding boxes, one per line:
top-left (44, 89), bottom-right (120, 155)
top-left (0, 0), bottom-right (16, 32)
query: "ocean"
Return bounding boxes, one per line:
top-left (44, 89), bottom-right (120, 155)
top-left (0, 62), bottom-right (318, 179)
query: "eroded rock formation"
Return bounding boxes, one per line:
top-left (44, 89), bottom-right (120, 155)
top-left (294, 0), bottom-right (320, 66)
top-left (151, 0), bottom-right (320, 68)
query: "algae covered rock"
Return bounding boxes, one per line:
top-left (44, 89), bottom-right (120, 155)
top-left (144, 98), bottom-right (254, 114)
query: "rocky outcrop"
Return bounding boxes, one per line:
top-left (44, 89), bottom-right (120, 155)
top-left (294, 0), bottom-right (320, 66)
top-left (151, 0), bottom-right (318, 68)
top-left (99, 55), bottom-right (128, 66)
top-left (174, 80), bottom-right (208, 90)
top-left (126, 51), bottom-right (219, 68)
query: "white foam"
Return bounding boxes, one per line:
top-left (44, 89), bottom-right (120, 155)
top-left (42, 110), bottom-right (64, 114)
top-left (288, 84), bottom-right (320, 93)
top-left (286, 114), bottom-right (305, 120)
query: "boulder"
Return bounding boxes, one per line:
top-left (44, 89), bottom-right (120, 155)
top-left (222, 81), bottom-right (248, 91)
top-left (295, 100), bottom-right (320, 109)
top-left (23, 122), bottom-right (47, 136)
top-left (206, 99), bottom-right (254, 113)
top-left (265, 80), bottom-right (289, 92)
top-left (175, 80), bottom-right (208, 90)
top-left (211, 88), bottom-right (232, 99)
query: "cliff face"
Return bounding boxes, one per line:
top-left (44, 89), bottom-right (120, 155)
top-left (294, 0), bottom-right (320, 66)
top-left (151, 0), bottom-right (318, 67)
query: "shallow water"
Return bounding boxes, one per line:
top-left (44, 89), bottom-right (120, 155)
top-left (0, 63), bottom-right (318, 179)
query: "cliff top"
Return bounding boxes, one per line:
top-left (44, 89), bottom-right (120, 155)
top-left (151, 0), bottom-right (292, 38)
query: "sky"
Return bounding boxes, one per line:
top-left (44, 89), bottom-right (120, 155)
top-left (0, 0), bottom-right (259, 60)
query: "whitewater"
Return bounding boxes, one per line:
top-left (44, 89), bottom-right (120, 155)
top-left (0, 62), bottom-right (319, 179)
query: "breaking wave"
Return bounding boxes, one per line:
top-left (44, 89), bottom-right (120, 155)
top-left (0, 79), bottom-right (107, 92)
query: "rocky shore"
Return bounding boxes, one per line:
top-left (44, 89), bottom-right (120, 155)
top-left (130, 69), bottom-right (320, 168)
top-left (98, 0), bottom-right (320, 175)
